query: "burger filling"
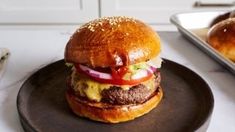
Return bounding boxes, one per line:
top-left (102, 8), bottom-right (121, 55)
top-left (69, 56), bottom-right (162, 104)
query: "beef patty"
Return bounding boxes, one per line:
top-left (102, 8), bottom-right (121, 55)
top-left (101, 71), bottom-right (161, 105)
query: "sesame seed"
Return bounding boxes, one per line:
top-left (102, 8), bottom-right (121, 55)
top-left (77, 16), bottom-right (137, 32)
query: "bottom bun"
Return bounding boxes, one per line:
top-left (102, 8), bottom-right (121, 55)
top-left (66, 87), bottom-right (163, 123)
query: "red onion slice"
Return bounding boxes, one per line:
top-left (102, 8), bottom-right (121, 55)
top-left (148, 65), bottom-right (157, 73)
top-left (131, 69), bottom-right (148, 79)
top-left (78, 64), bottom-right (156, 81)
top-left (79, 64), bottom-right (112, 79)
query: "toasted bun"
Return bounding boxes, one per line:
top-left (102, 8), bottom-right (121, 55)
top-left (207, 18), bottom-right (235, 62)
top-left (65, 16), bottom-right (161, 67)
top-left (210, 11), bottom-right (235, 27)
top-left (66, 87), bottom-right (163, 123)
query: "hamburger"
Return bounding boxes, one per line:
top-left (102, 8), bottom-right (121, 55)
top-left (64, 16), bottom-right (163, 123)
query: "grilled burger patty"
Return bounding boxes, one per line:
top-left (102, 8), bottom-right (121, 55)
top-left (101, 72), bottom-right (161, 105)
top-left (71, 71), bottom-right (161, 105)
top-left (101, 85), bottom-right (159, 105)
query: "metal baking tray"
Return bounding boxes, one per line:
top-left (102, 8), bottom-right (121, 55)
top-left (170, 11), bottom-right (235, 74)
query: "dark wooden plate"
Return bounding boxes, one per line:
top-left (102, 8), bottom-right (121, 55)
top-left (17, 59), bottom-right (214, 132)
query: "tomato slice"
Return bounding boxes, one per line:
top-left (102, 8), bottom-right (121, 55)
top-left (111, 66), bottom-right (128, 79)
top-left (92, 73), bottom-right (153, 85)
top-left (75, 64), bottom-right (153, 85)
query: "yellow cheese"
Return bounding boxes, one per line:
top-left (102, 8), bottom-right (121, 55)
top-left (71, 70), bottom-right (110, 101)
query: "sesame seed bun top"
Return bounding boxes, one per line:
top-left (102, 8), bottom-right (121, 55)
top-left (65, 16), bottom-right (161, 67)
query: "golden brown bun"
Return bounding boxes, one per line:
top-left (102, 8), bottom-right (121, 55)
top-left (207, 18), bottom-right (235, 62)
top-left (65, 16), bottom-right (161, 67)
top-left (66, 87), bottom-right (163, 123)
top-left (210, 11), bottom-right (235, 27)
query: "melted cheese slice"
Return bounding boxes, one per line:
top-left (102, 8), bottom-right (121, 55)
top-left (147, 55), bottom-right (162, 68)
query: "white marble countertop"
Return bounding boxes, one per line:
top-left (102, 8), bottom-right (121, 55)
top-left (0, 26), bottom-right (234, 132)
